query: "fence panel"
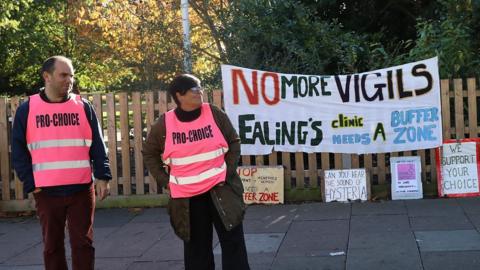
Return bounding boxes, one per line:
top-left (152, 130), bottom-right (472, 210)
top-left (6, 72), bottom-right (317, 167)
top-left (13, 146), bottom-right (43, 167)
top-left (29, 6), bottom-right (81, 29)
top-left (132, 92), bottom-right (144, 195)
top-left (467, 78), bottom-right (478, 137)
top-left (307, 153), bottom-right (318, 188)
top-left (106, 93), bottom-right (118, 196)
top-left (0, 77), bottom-right (479, 207)
top-left (118, 93), bottom-right (131, 195)
top-left (10, 97), bottom-right (23, 199)
top-left (145, 91), bottom-right (156, 194)
top-left (454, 79), bottom-right (465, 139)
top-left (0, 98), bottom-right (11, 201)
top-left (441, 80), bottom-right (452, 139)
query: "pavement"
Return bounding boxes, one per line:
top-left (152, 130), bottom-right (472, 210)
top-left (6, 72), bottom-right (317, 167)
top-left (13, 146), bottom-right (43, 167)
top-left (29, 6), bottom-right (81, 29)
top-left (1, 197), bottom-right (480, 270)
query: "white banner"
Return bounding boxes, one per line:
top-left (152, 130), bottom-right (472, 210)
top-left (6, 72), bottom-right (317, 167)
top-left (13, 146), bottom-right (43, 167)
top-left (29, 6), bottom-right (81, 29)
top-left (221, 57), bottom-right (442, 155)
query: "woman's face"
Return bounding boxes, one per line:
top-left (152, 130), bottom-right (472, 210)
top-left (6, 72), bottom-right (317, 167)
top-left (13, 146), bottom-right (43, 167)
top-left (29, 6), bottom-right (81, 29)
top-left (177, 86), bottom-right (204, 111)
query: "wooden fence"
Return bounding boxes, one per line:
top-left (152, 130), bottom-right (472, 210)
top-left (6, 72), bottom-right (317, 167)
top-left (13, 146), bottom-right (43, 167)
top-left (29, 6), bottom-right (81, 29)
top-left (0, 78), bottom-right (478, 210)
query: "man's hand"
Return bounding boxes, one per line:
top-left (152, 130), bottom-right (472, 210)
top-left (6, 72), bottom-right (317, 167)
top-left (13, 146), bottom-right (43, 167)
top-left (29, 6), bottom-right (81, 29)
top-left (95, 180), bottom-right (110, 201)
top-left (33, 188), bottom-right (41, 194)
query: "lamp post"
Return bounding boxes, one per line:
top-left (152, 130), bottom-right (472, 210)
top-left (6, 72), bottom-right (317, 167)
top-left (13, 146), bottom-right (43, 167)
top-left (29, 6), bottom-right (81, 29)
top-left (181, 0), bottom-right (192, 73)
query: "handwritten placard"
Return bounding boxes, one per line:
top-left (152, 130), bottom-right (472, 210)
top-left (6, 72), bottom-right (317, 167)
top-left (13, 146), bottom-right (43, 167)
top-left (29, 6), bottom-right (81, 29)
top-left (436, 139), bottom-right (480, 197)
top-left (390, 156), bottom-right (423, 200)
top-left (238, 166), bottom-right (284, 204)
top-left (324, 169), bottom-right (369, 202)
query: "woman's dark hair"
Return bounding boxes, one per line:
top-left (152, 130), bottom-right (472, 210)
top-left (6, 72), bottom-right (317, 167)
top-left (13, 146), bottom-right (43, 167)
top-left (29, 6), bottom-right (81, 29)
top-left (167, 74), bottom-right (201, 105)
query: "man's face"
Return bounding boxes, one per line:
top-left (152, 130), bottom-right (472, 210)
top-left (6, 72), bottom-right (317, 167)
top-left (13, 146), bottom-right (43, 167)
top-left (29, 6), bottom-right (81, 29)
top-left (44, 60), bottom-right (74, 97)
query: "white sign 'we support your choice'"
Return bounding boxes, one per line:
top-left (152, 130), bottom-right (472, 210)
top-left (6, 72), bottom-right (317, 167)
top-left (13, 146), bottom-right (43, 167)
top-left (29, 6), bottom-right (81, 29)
top-left (437, 139), bottom-right (480, 197)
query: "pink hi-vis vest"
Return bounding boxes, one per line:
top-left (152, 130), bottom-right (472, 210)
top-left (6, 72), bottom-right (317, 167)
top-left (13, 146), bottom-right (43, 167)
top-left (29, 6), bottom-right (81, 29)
top-left (26, 94), bottom-right (93, 187)
top-left (163, 104), bottom-right (229, 198)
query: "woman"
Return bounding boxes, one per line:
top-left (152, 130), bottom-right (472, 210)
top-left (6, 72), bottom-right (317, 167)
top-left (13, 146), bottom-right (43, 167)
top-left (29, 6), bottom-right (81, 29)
top-left (142, 74), bottom-right (250, 270)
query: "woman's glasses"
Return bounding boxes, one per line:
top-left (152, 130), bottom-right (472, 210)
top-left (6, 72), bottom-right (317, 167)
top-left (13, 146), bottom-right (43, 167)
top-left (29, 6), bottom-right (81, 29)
top-left (188, 86), bottom-right (203, 92)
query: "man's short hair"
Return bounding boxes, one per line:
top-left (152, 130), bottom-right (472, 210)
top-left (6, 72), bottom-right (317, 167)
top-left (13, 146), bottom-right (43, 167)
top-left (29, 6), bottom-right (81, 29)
top-left (167, 74), bottom-right (201, 105)
top-left (40, 56), bottom-right (72, 80)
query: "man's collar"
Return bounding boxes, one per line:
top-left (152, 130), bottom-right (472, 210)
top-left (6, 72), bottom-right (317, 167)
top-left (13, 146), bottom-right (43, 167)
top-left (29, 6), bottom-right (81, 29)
top-left (39, 88), bottom-right (71, 103)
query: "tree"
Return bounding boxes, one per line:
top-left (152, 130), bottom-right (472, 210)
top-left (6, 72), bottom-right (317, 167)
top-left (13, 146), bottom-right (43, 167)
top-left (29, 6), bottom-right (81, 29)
top-left (0, 0), bottom-right (70, 96)
top-left (70, 0), bottom-right (182, 92)
top-left (1, 0), bottom-right (479, 96)
top-left (214, 0), bottom-right (372, 75)
top-left (405, 0), bottom-right (480, 78)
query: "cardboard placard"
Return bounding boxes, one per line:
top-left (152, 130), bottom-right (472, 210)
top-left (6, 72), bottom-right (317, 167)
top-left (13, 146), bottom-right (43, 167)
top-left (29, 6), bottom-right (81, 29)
top-left (436, 138), bottom-right (480, 197)
top-left (323, 169), bottom-right (369, 202)
top-left (390, 156), bottom-right (423, 200)
top-left (238, 166), bottom-right (284, 204)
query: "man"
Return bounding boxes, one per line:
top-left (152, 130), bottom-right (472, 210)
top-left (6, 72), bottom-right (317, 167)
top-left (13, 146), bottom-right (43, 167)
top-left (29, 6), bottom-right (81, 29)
top-left (143, 74), bottom-right (250, 270)
top-left (11, 56), bottom-right (111, 270)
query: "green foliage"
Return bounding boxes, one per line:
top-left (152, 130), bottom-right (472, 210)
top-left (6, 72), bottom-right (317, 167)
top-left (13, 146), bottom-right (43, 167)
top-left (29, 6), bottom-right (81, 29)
top-left (404, 0), bottom-right (480, 78)
top-left (0, 0), bottom-right (67, 96)
top-left (218, 0), bottom-right (480, 79)
top-left (0, 1), bottom-right (32, 31)
top-left (220, 0), bottom-right (366, 74)
top-left (1, 0), bottom-right (479, 95)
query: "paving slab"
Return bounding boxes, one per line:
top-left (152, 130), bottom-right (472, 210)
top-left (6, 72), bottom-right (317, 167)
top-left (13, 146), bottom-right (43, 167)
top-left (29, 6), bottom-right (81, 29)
top-left (214, 233), bottom-right (284, 254)
top-left (214, 252), bottom-right (275, 270)
top-left (0, 265), bottom-right (43, 270)
top-left (94, 258), bottom-right (133, 270)
top-left (95, 222), bottom-right (170, 257)
top-left (0, 221), bottom-right (41, 243)
top-left (0, 240), bottom-right (41, 264)
top-left (5, 243), bottom-right (43, 265)
top-left (139, 231), bottom-right (183, 261)
top-left (415, 230), bottom-right (480, 252)
top-left (348, 231), bottom-right (418, 250)
top-left (244, 204), bottom-right (300, 221)
top-left (243, 216), bottom-right (292, 233)
top-left (129, 208), bottom-right (170, 223)
top-left (295, 202), bottom-right (351, 221)
top-left (127, 260), bottom-right (184, 270)
top-left (348, 231), bottom-right (421, 270)
top-left (421, 251), bottom-right (480, 270)
top-left (6, 225), bottom-right (123, 265)
top-left (346, 247), bottom-right (422, 270)
top-left (468, 214), bottom-right (480, 231)
top-left (94, 208), bottom-right (138, 228)
top-left (456, 197), bottom-right (480, 215)
top-left (94, 226), bottom-right (123, 241)
top-left (0, 222), bottom-right (42, 263)
top-left (0, 217), bottom-right (36, 234)
top-left (272, 256), bottom-right (345, 270)
top-left (405, 199), bottom-right (464, 217)
top-left (350, 215), bottom-right (410, 233)
top-left (410, 215), bottom-right (474, 231)
top-left (352, 200), bottom-right (406, 216)
top-left (247, 252), bottom-right (276, 268)
top-left (277, 220), bottom-right (349, 257)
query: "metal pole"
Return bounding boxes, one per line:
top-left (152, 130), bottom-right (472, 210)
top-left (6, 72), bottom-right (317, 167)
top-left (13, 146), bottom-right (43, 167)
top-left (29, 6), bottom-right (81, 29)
top-left (181, 0), bottom-right (192, 73)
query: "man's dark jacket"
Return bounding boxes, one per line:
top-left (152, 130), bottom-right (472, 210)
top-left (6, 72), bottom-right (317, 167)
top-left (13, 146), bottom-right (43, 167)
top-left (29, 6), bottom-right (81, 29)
top-left (11, 91), bottom-right (112, 196)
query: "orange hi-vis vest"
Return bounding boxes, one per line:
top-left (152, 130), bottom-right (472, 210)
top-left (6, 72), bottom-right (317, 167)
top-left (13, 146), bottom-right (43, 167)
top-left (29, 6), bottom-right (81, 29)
top-left (163, 103), bottom-right (229, 198)
top-left (26, 93), bottom-right (93, 187)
